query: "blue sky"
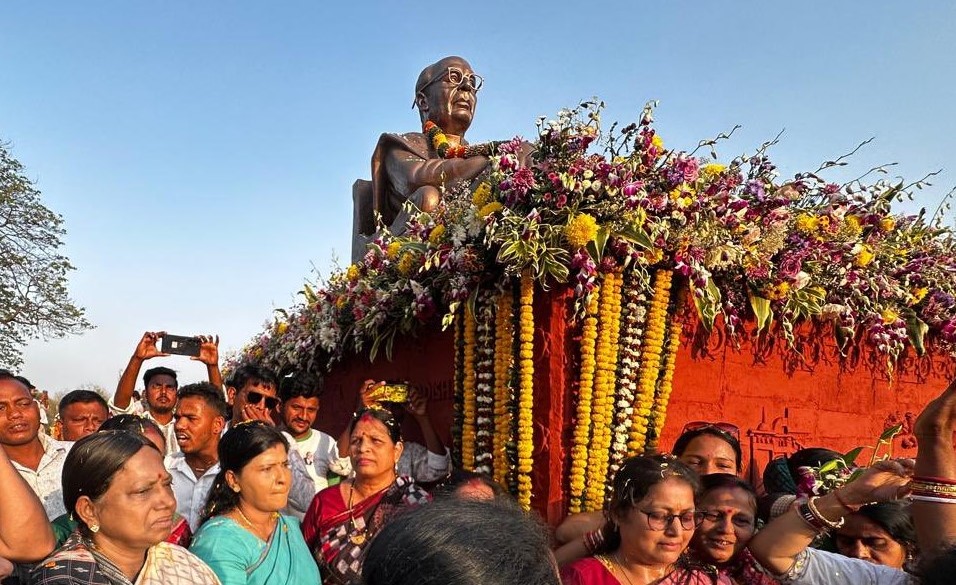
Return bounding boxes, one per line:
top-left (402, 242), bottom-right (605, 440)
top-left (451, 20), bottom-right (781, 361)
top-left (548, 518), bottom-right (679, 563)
top-left (3, 2), bottom-right (954, 394)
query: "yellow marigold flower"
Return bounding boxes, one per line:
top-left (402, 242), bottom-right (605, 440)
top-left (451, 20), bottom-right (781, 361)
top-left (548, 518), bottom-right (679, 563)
top-left (763, 282), bottom-right (791, 301)
top-left (478, 201), bottom-right (503, 217)
top-left (397, 251), bottom-right (417, 276)
top-left (275, 322), bottom-right (288, 335)
top-left (669, 183), bottom-right (695, 201)
top-left (651, 134), bottom-right (664, 151)
top-left (879, 217), bottom-right (896, 232)
top-left (564, 213), bottom-right (599, 249)
top-left (817, 216), bottom-right (832, 232)
top-left (912, 287), bottom-right (929, 303)
top-left (346, 264), bottom-right (360, 281)
top-left (335, 295), bottom-right (348, 309)
top-left (843, 215), bottom-right (863, 237)
top-left (472, 182), bottom-right (492, 207)
top-left (854, 245), bottom-right (875, 267)
top-left (386, 241), bottom-right (401, 260)
top-left (428, 225), bottom-right (446, 245)
top-left (881, 309), bottom-right (899, 324)
top-left (701, 163), bottom-right (726, 179)
top-left (795, 213), bottom-right (818, 234)
top-left (645, 248), bottom-right (664, 264)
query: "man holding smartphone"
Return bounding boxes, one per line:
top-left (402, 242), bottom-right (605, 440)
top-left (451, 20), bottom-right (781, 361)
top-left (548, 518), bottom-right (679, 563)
top-left (110, 331), bottom-right (222, 454)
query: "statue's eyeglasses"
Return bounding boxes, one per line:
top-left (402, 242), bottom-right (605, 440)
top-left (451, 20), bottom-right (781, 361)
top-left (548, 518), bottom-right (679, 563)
top-left (418, 67), bottom-right (484, 96)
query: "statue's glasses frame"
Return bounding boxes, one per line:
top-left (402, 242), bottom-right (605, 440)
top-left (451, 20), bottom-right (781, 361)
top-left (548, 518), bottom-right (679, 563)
top-left (419, 67), bottom-right (484, 94)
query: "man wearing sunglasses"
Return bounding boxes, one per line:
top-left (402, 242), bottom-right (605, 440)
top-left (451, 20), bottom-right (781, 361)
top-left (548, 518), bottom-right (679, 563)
top-left (224, 364), bottom-right (317, 517)
top-left (353, 56), bottom-right (491, 259)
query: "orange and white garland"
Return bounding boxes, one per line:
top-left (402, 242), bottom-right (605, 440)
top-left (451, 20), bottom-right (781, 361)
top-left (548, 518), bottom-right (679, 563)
top-left (628, 268), bottom-right (672, 455)
top-left (474, 291), bottom-right (496, 474)
top-left (516, 271), bottom-right (535, 509)
top-left (645, 287), bottom-right (682, 453)
top-left (568, 290), bottom-right (600, 513)
top-left (492, 287), bottom-right (515, 486)
top-left (609, 271), bottom-right (648, 475)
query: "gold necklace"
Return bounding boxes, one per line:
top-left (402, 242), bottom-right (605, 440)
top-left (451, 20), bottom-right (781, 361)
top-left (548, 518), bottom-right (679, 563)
top-left (347, 481), bottom-right (367, 545)
top-left (236, 507), bottom-right (277, 539)
top-left (614, 552), bottom-right (636, 585)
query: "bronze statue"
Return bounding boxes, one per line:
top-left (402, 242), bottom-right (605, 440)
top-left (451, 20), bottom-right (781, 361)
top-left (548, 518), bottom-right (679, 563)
top-left (352, 56), bottom-right (493, 260)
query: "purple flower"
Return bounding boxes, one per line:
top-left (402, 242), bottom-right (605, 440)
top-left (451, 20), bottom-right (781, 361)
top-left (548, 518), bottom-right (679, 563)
top-left (778, 255), bottom-right (803, 280)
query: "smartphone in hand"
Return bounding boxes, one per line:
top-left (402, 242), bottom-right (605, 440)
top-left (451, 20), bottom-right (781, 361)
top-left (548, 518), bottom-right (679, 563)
top-left (161, 334), bottom-right (201, 357)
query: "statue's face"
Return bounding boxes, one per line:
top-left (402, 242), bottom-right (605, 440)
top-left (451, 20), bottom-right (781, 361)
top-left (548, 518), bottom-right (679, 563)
top-left (422, 57), bottom-right (478, 134)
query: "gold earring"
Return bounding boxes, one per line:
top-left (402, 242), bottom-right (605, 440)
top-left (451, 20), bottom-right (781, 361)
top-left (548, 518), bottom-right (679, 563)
top-left (90, 524), bottom-right (100, 533)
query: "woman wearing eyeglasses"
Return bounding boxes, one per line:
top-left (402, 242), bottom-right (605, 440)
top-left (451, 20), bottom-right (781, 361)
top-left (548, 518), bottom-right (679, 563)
top-left (560, 455), bottom-right (731, 585)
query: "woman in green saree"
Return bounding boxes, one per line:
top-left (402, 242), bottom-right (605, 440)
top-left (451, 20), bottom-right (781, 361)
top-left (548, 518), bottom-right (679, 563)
top-left (190, 421), bottom-right (320, 585)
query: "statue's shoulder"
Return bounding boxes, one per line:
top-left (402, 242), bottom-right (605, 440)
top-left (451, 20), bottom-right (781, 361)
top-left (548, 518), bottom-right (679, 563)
top-left (376, 132), bottom-right (429, 157)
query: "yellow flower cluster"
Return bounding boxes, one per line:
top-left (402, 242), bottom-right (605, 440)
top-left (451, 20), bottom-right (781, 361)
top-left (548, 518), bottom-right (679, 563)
top-left (275, 322), bottom-right (288, 335)
top-left (568, 291), bottom-right (600, 513)
top-left (386, 241), bottom-right (402, 260)
top-left (646, 305), bottom-right (682, 453)
top-left (652, 134), bottom-right (664, 151)
top-left (585, 270), bottom-right (623, 510)
top-left (461, 310), bottom-right (477, 469)
top-left (762, 281), bottom-right (791, 301)
top-left (478, 201), bottom-right (503, 218)
top-left (795, 213), bottom-right (818, 234)
top-left (854, 245), bottom-right (875, 267)
top-left (516, 272), bottom-right (535, 509)
top-left (910, 287), bottom-right (929, 305)
top-left (397, 251), bottom-right (417, 277)
top-left (880, 217), bottom-right (896, 232)
top-left (493, 289), bottom-right (514, 487)
top-left (668, 183), bottom-right (695, 208)
top-left (881, 308), bottom-right (900, 324)
top-left (472, 181), bottom-right (492, 207)
top-left (842, 215), bottom-right (863, 238)
top-left (346, 264), bottom-right (360, 281)
top-left (564, 213), bottom-right (599, 249)
top-left (429, 225), bottom-right (446, 245)
top-left (628, 269), bottom-right (672, 455)
top-left (701, 163), bottom-right (726, 179)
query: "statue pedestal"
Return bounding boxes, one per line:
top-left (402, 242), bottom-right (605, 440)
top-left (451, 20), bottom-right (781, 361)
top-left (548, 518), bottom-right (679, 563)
top-left (316, 284), bottom-right (956, 524)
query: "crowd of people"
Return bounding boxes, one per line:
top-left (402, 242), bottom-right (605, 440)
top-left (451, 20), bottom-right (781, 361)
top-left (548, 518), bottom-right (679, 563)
top-left (1, 330), bottom-right (955, 584)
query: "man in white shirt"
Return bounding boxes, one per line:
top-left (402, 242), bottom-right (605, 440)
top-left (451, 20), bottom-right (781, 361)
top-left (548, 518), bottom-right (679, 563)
top-left (165, 381), bottom-right (227, 531)
top-left (0, 371), bottom-right (72, 519)
top-left (278, 372), bottom-right (350, 491)
top-left (225, 364), bottom-right (316, 517)
top-left (110, 331), bottom-right (223, 455)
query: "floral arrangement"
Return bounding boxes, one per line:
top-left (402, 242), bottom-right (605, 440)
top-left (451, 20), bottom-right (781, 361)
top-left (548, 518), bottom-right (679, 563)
top-left (229, 99), bottom-right (956, 508)
top-left (796, 423), bottom-right (903, 496)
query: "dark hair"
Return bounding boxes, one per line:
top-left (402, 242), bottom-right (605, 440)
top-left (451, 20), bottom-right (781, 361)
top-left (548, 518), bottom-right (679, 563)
top-left (199, 421), bottom-right (289, 525)
top-left (99, 414), bottom-right (164, 440)
top-left (848, 501), bottom-right (916, 552)
top-left (350, 407), bottom-right (402, 443)
top-left (143, 366), bottom-right (178, 388)
top-left (0, 370), bottom-right (27, 389)
top-left (62, 431), bottom-right (159, 533)
top-left (278, 371), bottom-right (322, 402)
top-left (672, 427), bottom-right (743, 472)
top-left (13, 375), bottom-right (34, 390)
top-left (433, 470), bottom-right (507, 499)
top-left (58, 390), bottom-right (108, 417)
top-left (700, 473), bottom-right (758, 507)
top-left (918, 545), bottom-right (956, 585)
top-left (225, 364), bottom-right (277, 392)
top-left (785, 448), bottom-right (841, 482)
top-left (362, 498), bottom-right (559, 585)
top-left (601, 455), bottom-right (700, 553)
top-left (177, 382), bottom-right (229, 418)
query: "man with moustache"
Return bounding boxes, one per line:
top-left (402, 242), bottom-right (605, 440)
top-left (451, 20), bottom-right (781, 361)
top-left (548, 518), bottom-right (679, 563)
top-left (111, 331), bottom-right (222, 454)
top-left (165, 382), bottom-right (227, 530)
top-left (0, 370), bottom-right (71, 519)
top-left (55, 389), bottom-right (109, 441)
top-left (278, 372), bottom-right (349, 491)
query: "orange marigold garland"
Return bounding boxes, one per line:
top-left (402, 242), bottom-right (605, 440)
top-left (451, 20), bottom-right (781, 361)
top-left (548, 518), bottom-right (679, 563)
top-left (628, 268), bottom-right (672, 455)
top-left (474, 290), bottom-right (496, 474)
top-left (461, 308), bottom-right (478, 469)
top-left (452, 306), bottom-right (465, 468)
top-left (492, 287), bottom-right (515, 486)
top-left (516, 271), bottom-right (535, 509)
top-left (645, 285), bottom-right (683, 453)
top-left (610, 269), bottom-right (650, 476)
top-left (568, 289), bottom-right (600, 513)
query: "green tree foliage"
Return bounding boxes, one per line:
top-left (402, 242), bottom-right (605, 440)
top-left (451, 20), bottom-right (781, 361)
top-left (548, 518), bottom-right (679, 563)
top-left (0, 142), bottom-right (91, 368)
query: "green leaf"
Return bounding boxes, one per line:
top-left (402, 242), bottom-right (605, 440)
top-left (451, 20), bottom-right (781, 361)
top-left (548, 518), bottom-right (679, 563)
top-left (750, 294), bottom-right (773, 332)
top-left (690, 279), bottom-right (720, 331)
top-left (905, 316), bottom-right (929, 356)
top-left (586, 226), bottom-right (610, 261)
top-left (841, 447), bottom-right (864, 465)
top-left (879, 423), bottom-right (903, 442)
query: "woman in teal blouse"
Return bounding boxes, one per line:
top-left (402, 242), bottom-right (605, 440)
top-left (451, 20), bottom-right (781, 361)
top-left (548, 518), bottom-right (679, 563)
top-left (191, 421), bottom-right (320, 585)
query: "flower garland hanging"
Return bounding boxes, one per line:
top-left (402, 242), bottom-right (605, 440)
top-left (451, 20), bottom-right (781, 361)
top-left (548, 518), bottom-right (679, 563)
top-left (568, 290), bottom-right (600, 513)
top-left (492, 287), bottom-right (515, 486)
top-left (474, 290), bottom-right (496, 474)
top-left (585, 270), bottom-right (623, 510)
top-left (628, 269), bottom-right (672, 456)
top-left (610, 269), bottom-right (650, 475)
top-left (452, 307), bottom-right (465, 468)
top-left (461, 308), bottom-right (478, 469)
top-left (516, 271), bottom-right (535, 509)
top-left (646, 286), bottom-right (683, 454)
top-left (423, 120), bottom-right (499, 159)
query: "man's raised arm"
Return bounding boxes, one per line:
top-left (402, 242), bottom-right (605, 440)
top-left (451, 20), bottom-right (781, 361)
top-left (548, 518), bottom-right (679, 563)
top-left (113, 331), bottom-right (167, 410)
